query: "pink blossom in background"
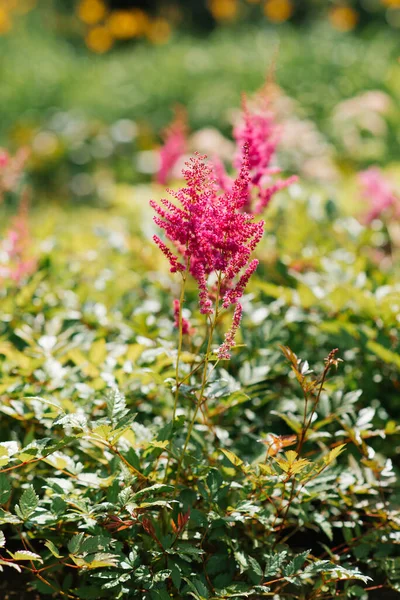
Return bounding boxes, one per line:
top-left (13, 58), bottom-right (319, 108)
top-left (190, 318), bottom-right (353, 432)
top-left (0, 151), bottom-right (9, 168)
top-left (209, 95), bottom-right (297, 215)
top-left (232, 98), bottom-right (298, 214)
top-left (359, 167), bottom-right (399, 224)
top-left (0, 147), bottom-right (29, 201)
top-left (157, 108), bottom-right (188, 185)
top-left (151, 144), bottom-right (264, 315)
top-left (0, 196), bottom-right (36, 284)
top-left (173, 299), bottom-right (193, 335)
top-left (158, 90), bottom-right (297, 215)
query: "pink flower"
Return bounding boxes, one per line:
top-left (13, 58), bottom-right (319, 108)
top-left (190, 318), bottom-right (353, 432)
top-left (151, 144), bottom-right (264, 314)
top-left (0, 150), bottom-right (9, 168)
top-left (157, 108), bottom-right (188, 185)
top-left (359, 167), bottom-right (399, 224)
top-left (0, 199), bottom-right (36, 284)
top-left (212, 97), bottom-right (297, 215)
top-left (218, 303), bottom-right (243, 360)
top-left (173, 299), bottom-right (192, 335)
top-left (0, 147), bottom-right (29, 201)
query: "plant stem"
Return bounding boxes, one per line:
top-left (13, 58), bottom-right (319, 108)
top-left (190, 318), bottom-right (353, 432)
top-left (175, 275), bottom-right (222, 482)
top-left (172, 273), bottom-right (187, 423)
top-left (164, 273), bottom-right (187, 483)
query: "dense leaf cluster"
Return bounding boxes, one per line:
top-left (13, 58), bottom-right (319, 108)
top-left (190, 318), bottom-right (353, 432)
top-left (0, 181), bottom-right (399, 598)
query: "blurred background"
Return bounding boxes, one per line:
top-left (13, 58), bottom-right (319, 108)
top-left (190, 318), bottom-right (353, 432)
top-left (0, 0), bottom-right (399, 202)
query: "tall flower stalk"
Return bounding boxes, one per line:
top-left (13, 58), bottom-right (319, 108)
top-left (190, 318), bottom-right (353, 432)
top-left (156, 87), bottom-right (297, 217)
top-left (151, 144), bottom-right (264, 481)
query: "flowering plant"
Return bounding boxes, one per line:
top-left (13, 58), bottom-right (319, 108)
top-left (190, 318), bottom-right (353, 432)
top-left (151, 143), bottom-right (264, 478)
top-left (0, 147), bottom-right (36, 284)
top-left (156, 87), bottom-right (297, 216)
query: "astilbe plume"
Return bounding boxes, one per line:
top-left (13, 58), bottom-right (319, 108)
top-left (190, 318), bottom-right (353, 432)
top-left (359, 167), bottom-right (399, 224)
top-left (0, 203), bottom-right (36, 283)
top-left (0, 147), bottom-right (29, 202)
top-left (217, 302), bottom-right (243, 360)
top-left (157, 107), bottom-right (188, 185)
top-left (151, 145), bottom-right (263, 352)
top-left (157, 92), bottom-right (296, 217)
top-left (173, 299), bottom-right (192, 335)
top-left (216, 97), bottom-right (297, 215)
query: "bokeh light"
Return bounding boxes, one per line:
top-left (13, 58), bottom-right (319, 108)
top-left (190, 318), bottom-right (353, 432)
top-left (264, 0), bottom-right (294, 23)
top-left (85, 24), bottom-right (114, 53)
top-left (329, 5), bottom-right (359, 31)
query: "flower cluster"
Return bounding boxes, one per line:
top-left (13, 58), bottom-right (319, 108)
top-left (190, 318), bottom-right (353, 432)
top-left (0, 147), bottom-right (29, 202)
top-left (217, 302), bottom-right (243, 359)
top-left (157, 108), bottom-right (188, 186)
top-left (216, 98), bottom-right (298, 214)
top-left (151, 144), bottom-right (264, 318)
top-left (173, 299), bottom-right (192, 335)
top-left (156, 91), bottom-right (297, 216)
top-left (0, 207), bottom-right (36, 283)
top-left (359, 167), bottom-right (399, 223)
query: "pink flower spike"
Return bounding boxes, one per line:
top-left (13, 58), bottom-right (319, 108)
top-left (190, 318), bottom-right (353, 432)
top-left (173, 299), bottom-right (192, 335)
top-left (232, 94), bottom-right (297, 214)
top-left (223, 259), bottom-right (259, 308)
top-left (218, 303), bottom-right (243, 360)
top-left (153, 235), bottom-right (185, 273)
top-left (359, 167), bottom-right (398, 224)
top-left (157, 107), bottom-right (188, 185)
top-left (0, 150), bottom-right (9, 168)
top-left (151, 149), bottom-right (263, 315)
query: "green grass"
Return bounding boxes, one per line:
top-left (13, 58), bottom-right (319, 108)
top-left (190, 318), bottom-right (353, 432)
top-left (1, 16), bottom-right (399, 147)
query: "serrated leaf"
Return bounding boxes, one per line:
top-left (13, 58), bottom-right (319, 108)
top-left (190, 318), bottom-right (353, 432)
top-left (0, 474), bottom-right (11, 505)
top-left (44, 540), bottom-right (63, 558)
top-left (15, 485), bottom-right (39, 520)
top-left (248, 556), bottom-right (263, 577)
top-left (324, 444), bottom-right (346, 465)
top-left (11, 550), bottom-right (43, 562)
top-left (68, 533), bottom-right (84, 554)
top-left (284, 550), bottom-right (310, 576)
top-left (132, 484), bottom-right (174, 500)
top-left (264, 551), bottom-right (287, 577)
top-left (91, 424), bottom-right (112, 441)
top-left (0, 559), bottom-right (21, 572)
top-left (221, 449), bottom-right (243, 467)
top-left (0, 531), bottom-right (5, 548)
top-left (106, 386), bottom-right (128, 426)
top-left (72, 553), bottom-right (119, 569)
top-left (0, 447), bottom-right (10, 468)
top-left (80, 535), bottom-right (110, 554)
top-left (90, 339), bottom-right (107, 365)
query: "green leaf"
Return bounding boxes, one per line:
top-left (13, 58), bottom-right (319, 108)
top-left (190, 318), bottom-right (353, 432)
top-left (367, 341), bottom-right (400, 369)
top-left (183, 577), bottom-right (209, 600)
top-left (283, 550), bottom-right (310, 576)
top-left (324, 444), bottom-right (346, 465)
top-left (10, 550), bottom-right (43, 562)
top-left (80, 535), bottom-right (111, 554)
top-left (68, 533), bottom-right (84, 554)
top-left (0, 447), bottom-right (10, 468)
top-left (45, 540), bottom-right (63, 558)
top-left (0, 474), bottom-right (11, 505)
top-left (106, 386), bottom-right (128, 425)
top-left (248, 556), bottom-right (263, 578)
top-left (264, 551), bottom-right (287, 577)
top-left (221, 448), bottom-right (244, 467)
top-left (132, 484), bottom-right (174, 500)
top-left (72, 553), bottom-right (119, 569)
top-left (0, 559), bottom-right (21, 572)
top-left (15, 485), bottom-right (39, 520)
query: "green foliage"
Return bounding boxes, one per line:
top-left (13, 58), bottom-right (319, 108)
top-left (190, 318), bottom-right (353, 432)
top-left (0, 177), bottom-right (398, 598)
